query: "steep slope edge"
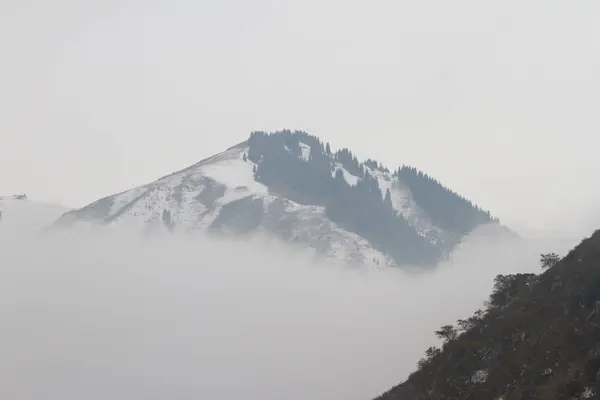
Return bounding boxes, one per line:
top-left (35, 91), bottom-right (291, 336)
top-left (375, 229), bottom-right (600, 399)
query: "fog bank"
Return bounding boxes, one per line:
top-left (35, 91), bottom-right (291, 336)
top-left (0, 225), bottom-right (581, 399)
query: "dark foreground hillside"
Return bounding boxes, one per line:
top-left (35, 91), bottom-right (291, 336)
top-left (376, 229), bottom-right (600, 400)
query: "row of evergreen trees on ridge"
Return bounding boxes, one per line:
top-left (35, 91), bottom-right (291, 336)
top-left (246, 130), bottom-right (496, 266)
top-left (395, 166), bottom-right (498, 235)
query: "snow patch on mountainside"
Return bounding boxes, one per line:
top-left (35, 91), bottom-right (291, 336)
top-left (371, 169), bottom-right (393, 198)
top-left (195, 147), bottom-right (267, 197)
top-left (270, 198), bottom-right (393, 268)
top-left (332, 164), bottom-right (360, 186)
top-left (299, 142), bottom-right (311, 161)
top-left (390, 180), bottom-right (445, 243)
top-left (364, 166), bottom-right (446, 244)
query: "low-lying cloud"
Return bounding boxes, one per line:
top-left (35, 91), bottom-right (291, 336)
top-left (0, 224), bottom-right (585, 400)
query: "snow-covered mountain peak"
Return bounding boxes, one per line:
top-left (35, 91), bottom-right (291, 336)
top-left (54, 130), bottom-right (499, 268)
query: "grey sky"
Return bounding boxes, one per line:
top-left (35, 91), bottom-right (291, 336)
top-left (2, 1), bottom-right (599, 234)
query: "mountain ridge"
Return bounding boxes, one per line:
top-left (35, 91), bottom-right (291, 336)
top-left (53, 130), bottom-right (501, 268)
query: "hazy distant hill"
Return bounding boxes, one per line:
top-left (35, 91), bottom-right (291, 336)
top-left (0, 195), bottom-right (69, 234)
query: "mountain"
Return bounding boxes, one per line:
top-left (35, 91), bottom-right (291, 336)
top-left (53, 130), bottom-right (498, 267)
top-left (375, 230), bottom-right (600, 400)
top-left (0, 194), bottom-right (69, 234)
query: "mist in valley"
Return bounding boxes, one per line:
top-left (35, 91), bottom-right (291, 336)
top-left (0, 220), bottom-right (584, 400)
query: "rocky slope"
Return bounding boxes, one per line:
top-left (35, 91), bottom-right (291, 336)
top-left (375, 229), bottom-right (600, 399)
top-left (53, 130), bottom-right (498, 268)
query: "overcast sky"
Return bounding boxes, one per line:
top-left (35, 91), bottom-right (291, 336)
top-left (2, 0), bottom-right (599, 234)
